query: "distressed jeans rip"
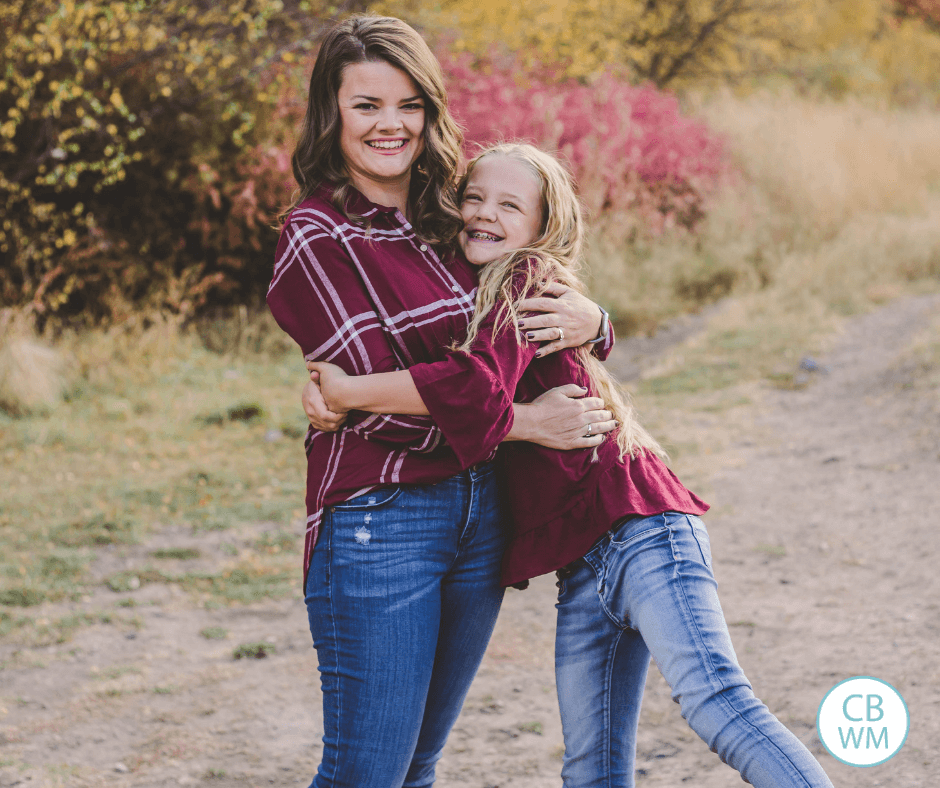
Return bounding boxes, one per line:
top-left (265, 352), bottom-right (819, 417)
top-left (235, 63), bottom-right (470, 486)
top-left (354, 525), bottom-right (372, 545)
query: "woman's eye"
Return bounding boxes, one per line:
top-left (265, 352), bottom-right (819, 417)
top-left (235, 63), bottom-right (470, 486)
top-left (402, 103), bottom-right (424, 111)
top-left (353, 102), bottom-right (377, 111)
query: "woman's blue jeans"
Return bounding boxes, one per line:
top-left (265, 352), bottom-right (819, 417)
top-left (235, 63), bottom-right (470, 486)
top-left (304, 463), bottom-right (506, 788)
top-left (555, 512), bottom-right (834, 788)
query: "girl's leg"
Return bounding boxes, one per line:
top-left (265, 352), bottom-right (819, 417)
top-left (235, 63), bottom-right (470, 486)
top-left (555, 557), bottom-right (651, 788)
top-left (404, 464), bottom-right (507, 788)
top-left (306, 472), bottom-right (502, 788)
top-left (598, 512), bottom-right (833, 788)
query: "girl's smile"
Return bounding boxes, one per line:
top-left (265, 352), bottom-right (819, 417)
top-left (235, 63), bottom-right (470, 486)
top-left (459, 156), bottom-right (543, 266)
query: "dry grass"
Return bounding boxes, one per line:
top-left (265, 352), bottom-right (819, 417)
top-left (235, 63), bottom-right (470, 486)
top-left (0, 311), bottom-right (309, 617)
top-left (701, 91), bottom-right (940, 234)
top-left (0, 311), bottom-right (66, 415)
top-left (587, 91), bottom-right (940, 364)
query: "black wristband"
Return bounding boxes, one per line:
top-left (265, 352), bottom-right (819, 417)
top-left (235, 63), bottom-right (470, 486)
top-left (585, 305), bottom-right (609, 345)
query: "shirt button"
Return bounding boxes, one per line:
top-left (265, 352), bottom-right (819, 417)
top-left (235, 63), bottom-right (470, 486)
top-left (452, 285), bottom-right (460, 292)
top-left (419, 244), bottom-right (428, 251)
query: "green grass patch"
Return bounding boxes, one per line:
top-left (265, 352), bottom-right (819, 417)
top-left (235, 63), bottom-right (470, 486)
top-left (253, 530), bottom-right (297, 554)
top-left (105, 568), bottom-right (169, 592)
top-left (755, 544), bottom-right (787, 557)
top-left (177, 564), bottom-right (294, 604)
top-left (150, 547), bottom-right (202, 560)
top-left (0, 587), bottom-right (46, 607)
top-left (3, 610), bottom-right (135, 646)
top-left (233, 641), bottom-right (276, 660)
top-left (95, 664), bottom-right (142, 680)
top-left (639, 362), bottom-right (741, 396)
top-left (50, 515), bottom-right (139, 547)
top-left (0, 610), bottom-right (31, 636)
top-left (200, 626), bottom-right (228, 640)
top-left (518, 721), bottom-right (544, 735)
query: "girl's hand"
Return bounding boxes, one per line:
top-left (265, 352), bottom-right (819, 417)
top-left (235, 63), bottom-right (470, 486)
top-left (515, 384), bottom-right (617, 450)
top-left (302, 378), bottom-right (347, 432)
top-left (306, 360), bottom-right (353, 414)
top-left (516, 282), bottom-right (604, 357)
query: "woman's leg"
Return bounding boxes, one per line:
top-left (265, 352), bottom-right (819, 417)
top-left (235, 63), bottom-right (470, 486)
top-left (573, 512), bottom-right (833, 788)
top-left (404, 465), bottom-right (507, 787)
top-left (306, 468), bottom-right (505, 788)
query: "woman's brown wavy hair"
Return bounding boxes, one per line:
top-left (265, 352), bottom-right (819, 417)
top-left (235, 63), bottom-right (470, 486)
top-left (284, 15), bottom-right (464, 245)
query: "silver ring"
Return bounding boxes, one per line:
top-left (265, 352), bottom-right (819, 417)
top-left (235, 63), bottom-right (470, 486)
top-left (585, 423), bottom-right (593, 437)
top-left (557, 328), bottom-right (564, 342)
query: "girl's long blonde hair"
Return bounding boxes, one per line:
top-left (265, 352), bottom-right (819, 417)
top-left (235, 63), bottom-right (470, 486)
top-left (456, 143), bottom-right (665, 462)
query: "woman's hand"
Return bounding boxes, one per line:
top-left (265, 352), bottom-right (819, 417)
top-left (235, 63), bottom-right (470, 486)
top-left (306, 360), bottom-right (355, 415)
top-left (302, 370), bottom-right (348, 432)
top-left (516, 282), bottom-right (604, 357)
top-left (510, 384), bottom-right (617, 450)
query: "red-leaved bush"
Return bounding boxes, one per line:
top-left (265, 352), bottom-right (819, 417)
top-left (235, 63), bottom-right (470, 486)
top-left (443, 54), bottom-right (726, 234)
top-left (16, 55), bottom-right (727, 325)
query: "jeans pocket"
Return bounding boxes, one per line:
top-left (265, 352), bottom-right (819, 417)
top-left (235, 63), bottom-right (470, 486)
top-left (609, 513), bottom-right (668, 547)
top-left (330, 485), bottom-right (403, 512)
top-left (688, 516), bottom-right (712, 569)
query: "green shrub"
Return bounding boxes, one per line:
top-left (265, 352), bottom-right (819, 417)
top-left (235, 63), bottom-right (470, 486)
top-left (0, 1), bottom-right (341, 326)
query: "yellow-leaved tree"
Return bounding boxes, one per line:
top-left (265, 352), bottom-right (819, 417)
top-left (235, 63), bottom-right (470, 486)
top-left (388, 0), bottom-right (814, 86)
top-left (386, 0), bottom-right (940, 95)
top-left (0, 0), bottom-right (360, 323)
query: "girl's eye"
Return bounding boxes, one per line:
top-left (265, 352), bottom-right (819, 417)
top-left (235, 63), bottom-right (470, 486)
top-left (462, 194), bottom-right (481, 203)
top-left (502, 202), bottom-right (519, 210)
top-left (353, 102), bottom-right (377, 111)
top-left (402, 102), bottom-right (424, 111)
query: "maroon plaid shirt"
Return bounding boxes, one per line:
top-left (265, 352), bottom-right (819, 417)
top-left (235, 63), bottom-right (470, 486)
top-left (410, 266), bottom-right (709, 587)
top-left (268, 186), bottom-right (616, 580)
top-left (268, 186), bottom-right (479, 577)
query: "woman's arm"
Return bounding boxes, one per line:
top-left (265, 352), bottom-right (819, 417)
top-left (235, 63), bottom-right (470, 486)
top-left (308, 268), bottom-right (618, 470)
top-left (305, 363), bottom-right (614, 450)
top-left (516, 282), bottom-right (613, 359)
top-left (299, 280), bottom-right (612, 433)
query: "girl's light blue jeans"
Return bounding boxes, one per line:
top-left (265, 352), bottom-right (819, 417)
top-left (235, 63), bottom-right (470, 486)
top-left (305, 463), bottom-right (506, 788)
top-left (554, 512), bottom-right (834, 788)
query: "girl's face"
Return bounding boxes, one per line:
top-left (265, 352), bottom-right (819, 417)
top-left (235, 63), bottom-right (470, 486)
top-left (459, 156), bottom-right (543, 267)
top-left (337, 60), bottom-right (426, 197)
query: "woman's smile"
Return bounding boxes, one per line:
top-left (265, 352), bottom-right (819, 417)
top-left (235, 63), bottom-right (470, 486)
top-left (338, 60), bottom-right (426, 200)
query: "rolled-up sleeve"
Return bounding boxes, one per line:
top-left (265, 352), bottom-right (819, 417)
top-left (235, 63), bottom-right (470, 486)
top-left (267, 217), bottom-right (443, 450)
top-left (410, 309), bottom-right (537, 469)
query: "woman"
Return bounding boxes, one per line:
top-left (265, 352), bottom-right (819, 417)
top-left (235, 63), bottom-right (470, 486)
top-left (267, 16), bottom-right (615, 788)
top-left (306, 143), bottom-right (835, 788)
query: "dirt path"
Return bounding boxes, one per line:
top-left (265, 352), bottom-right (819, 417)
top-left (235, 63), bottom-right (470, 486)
top-left (1, 293), bottom-right (938, 788)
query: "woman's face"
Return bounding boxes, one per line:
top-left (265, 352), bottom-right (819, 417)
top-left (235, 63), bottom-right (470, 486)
top-left (337, 60), bottom-right (426, 199)
top-left (459, 156), bottom-right (543, 267)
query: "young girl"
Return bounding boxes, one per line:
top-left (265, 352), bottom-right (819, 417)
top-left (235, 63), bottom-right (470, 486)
top-left (307, 143), bottom-right (833, 788)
